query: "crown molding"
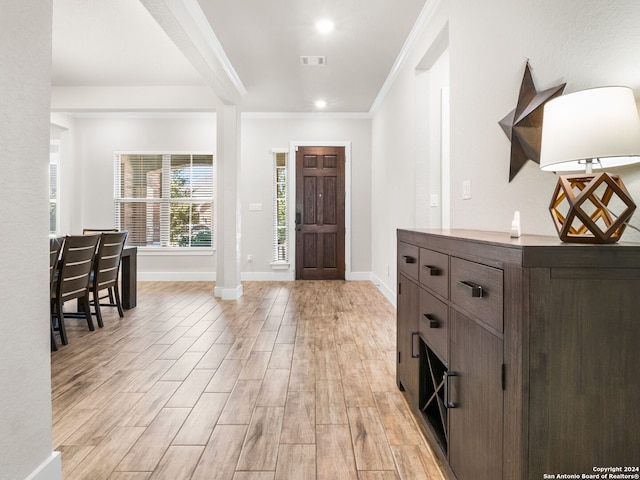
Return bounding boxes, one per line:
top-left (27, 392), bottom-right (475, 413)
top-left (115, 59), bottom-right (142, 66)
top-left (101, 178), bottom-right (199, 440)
top-left (52, 111), bottom-right (372, 121)
top-left (241, 111), bottom-right (371, 120)
top-left (369, 0), bottom-right (442, 115)
top-left (59, 111), bottom-right (217, 119)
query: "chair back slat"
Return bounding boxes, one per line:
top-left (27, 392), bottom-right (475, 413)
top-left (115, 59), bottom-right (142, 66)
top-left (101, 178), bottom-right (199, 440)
top-left (83, 228), bottom-right (118, 234)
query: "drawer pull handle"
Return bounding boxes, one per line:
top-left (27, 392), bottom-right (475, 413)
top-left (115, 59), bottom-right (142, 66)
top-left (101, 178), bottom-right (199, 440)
top-left (458, 280), bottom-right (483, 297)
top-left (444, 371), bottom-right (458, 408)
top-left (411, 331), bottom-right (420, 358)
top-left (424, 313), bottom-right (439, 328)
top-left (403, 255), bottom-right (416, 264)
top-left (424, 265), bottom-right (440, 276)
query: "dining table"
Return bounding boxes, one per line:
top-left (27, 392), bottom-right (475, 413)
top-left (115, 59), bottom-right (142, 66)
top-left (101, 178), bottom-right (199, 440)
top-left (120, 246), bottom-right (137, 309)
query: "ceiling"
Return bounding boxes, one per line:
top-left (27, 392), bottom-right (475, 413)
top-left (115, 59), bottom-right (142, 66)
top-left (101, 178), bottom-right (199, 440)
top-left (52, 0), bottom-right (428, 113)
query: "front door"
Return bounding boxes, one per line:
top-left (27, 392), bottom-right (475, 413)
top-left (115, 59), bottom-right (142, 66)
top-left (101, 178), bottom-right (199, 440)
top-left (295, 146), bottom-right (345, 280)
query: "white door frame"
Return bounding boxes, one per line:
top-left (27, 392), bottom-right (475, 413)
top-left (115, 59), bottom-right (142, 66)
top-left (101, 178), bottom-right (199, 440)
top-left (289, 140), bottom-right (353, 280)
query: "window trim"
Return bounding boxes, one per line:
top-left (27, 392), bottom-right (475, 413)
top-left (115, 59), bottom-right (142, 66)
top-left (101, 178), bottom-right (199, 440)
top-left (271, 148), bottom-right (290, 269)
top-left (114, 151), bottom-right (215, 251)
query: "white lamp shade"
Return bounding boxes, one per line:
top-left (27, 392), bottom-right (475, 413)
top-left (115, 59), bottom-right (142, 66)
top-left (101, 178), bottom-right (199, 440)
top-left (540, 86), bottom-right (640, 172)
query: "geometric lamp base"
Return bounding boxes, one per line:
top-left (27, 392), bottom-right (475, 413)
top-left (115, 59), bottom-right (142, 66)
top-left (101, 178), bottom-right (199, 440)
top-left (549, 172), bottom-right (636, 243)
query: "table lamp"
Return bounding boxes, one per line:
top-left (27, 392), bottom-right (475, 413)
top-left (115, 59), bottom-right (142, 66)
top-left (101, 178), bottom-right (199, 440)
top-left (540, 86), bottom-right (640, 243)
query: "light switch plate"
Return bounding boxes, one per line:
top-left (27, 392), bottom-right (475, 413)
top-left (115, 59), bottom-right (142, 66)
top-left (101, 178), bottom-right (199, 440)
top-left (249, 203), bottom-right (263, 211)
top-left (462, 180), bottom-right (471, 200)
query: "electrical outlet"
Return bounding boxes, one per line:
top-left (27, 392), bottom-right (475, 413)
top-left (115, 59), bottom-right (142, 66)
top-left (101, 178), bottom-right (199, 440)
top-left (430, 194), bottom-right (439, 207)
top-left (247, 254), bottom-right (253, 263)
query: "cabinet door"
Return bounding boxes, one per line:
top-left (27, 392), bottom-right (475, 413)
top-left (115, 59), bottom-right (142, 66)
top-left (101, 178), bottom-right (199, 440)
top-left (397, 274), bottom-right (420, 405)
top-left (449, 309), bottom-right (503, 480)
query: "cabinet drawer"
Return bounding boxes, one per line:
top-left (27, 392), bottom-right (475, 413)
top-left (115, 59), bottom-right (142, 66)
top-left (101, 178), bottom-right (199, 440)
top-left (419, 289), bottom-right (448, 362)
top-left (419, 248), bottom-right (449, 299)
top-left (450, 257), bottom-right (503, 333)
top-left (398, 242), bottom-right (419, 281)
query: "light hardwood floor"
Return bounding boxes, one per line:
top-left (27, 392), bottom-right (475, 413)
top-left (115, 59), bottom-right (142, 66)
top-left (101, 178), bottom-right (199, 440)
top-left (51, 281), bottom-right (446, 480)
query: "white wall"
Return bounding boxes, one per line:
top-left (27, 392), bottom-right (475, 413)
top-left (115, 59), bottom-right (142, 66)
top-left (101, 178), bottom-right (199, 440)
top-left (371, 4), bottom-right (451, 299)
top-left (59, 114), bottom-right (372, 280)
top-left (241, 116), bottom-right (372, 278)
top-left (0, 1), bottom-right (62, 479)
top-left (63, 115), bottom-right (218, 280)
top-left (372, 0), bottom-right (640, 297)
top-left (448, 0), bottom-right (640, 237)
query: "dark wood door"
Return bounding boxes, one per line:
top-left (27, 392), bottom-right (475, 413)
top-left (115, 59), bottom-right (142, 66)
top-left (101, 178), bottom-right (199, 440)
top-left (449, 309), bottom-right (503, 480)
top-left (295, 146), bottom-right (345, 280)
top-left (397, 274), bottom-right (420, 405)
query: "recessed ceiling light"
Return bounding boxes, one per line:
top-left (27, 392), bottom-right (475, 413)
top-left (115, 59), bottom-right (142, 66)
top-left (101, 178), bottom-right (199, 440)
top-left (316, 18), bottom-right (334, 34)
top-left (315, 99), bottom-right (328, 109)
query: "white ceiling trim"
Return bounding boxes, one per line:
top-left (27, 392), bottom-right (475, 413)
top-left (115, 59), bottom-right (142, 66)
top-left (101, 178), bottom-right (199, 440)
top-left (140, 0), bottom-right (245, 105)
top-left (242, 112), bottom-right (372, 120)
top-left (182, 0), bottom-right (246, 96)
top-left (63, 111), bottom-right (217, 119)
top-left (369, 0), bottom-right (441, 115)
top-left (60, 111), bottom-right (371, 120)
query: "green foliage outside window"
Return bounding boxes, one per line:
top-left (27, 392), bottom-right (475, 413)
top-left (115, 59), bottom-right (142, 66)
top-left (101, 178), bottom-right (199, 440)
top-left (115, 153), bottom-right (213, 248)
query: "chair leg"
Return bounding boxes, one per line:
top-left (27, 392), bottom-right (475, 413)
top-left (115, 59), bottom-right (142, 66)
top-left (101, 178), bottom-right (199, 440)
top-left (56, 299), bottom-right (68, 345)
top-left (113, 285), bottom-right (124, 318)
top-left (51, 325), bottom-right (58, 351)
top-left (82, 295), bottom-right (95, 331)
top-left (93, 288), bottom-right (104, 328)
top-left (50, 302), bottom-right (58, 351)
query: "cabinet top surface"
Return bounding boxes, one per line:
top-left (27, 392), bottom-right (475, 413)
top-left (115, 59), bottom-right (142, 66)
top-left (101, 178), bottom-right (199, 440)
top-left (397, 229), bottom-right (640, 268)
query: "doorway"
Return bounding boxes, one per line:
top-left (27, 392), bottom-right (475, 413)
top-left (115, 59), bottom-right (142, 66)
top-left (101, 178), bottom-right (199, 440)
top-left (295, 145), bottom-right (345, 280)
top-left (415, 24), bottom-right (450, 229)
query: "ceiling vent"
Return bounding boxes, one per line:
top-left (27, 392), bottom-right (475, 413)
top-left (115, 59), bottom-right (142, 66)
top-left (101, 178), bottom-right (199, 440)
top-left (300, 56), bottom-right (326, 66)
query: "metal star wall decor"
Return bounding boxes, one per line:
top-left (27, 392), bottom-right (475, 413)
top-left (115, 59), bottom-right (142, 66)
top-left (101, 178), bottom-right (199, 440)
top-left (499, 62), bottom-right (566, 181)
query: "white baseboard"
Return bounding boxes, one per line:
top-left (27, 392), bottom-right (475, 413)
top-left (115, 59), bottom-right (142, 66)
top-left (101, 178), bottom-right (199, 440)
top-left (241, 271), bottom-right (295, 281)
top-left (138, 271), bottom-right (375, 282)
top-left (346, 271), bottom-right (373, 281)
top-left (215, 284), bottom-right (243, 300)
top-left (137, 272), bottom-right (216, 281)
top-left (135, 271), bottom-right (392, 305)
top-left (371, 273), bottom-right (396, 307)
top-left (25, 452), bottom-right (61, 480)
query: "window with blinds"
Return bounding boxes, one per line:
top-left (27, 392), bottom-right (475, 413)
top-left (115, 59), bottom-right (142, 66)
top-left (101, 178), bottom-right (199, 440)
top-left (50, 141), bottom-right (59, 235)
top-left (114, 153), bottom-right (214, 248)
top-left (273, 151), bottom-right (288, 263)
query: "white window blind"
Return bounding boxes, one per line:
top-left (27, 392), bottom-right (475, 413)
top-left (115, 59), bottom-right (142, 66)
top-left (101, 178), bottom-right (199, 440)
top-left (114, 153), bottom-right (214, 248)
top-left (49, 141), bottom-right (59, 235)
top-left (273, 151), bottom-right (288, 262)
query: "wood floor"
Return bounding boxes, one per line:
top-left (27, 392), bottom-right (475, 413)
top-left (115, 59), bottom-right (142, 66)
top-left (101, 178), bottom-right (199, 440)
top-left (51, 280), bottom-right (446, 480)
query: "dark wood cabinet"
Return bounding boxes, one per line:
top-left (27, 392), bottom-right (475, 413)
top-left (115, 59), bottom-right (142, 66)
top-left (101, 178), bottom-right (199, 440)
top-left (397, 229), bottom-right (640, 480)
top-left (397, 273), bottom-right (420, 405)
top-left (448, 309), bottom-right (503, 480)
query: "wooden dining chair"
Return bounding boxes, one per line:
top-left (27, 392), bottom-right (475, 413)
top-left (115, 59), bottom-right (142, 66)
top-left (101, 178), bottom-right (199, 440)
top-left (89, 231), bottom-right (128, 327)
top-left (49, 237), bottom-right (63, 351)
top-left (51, 234), bottom-right (100, 346)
